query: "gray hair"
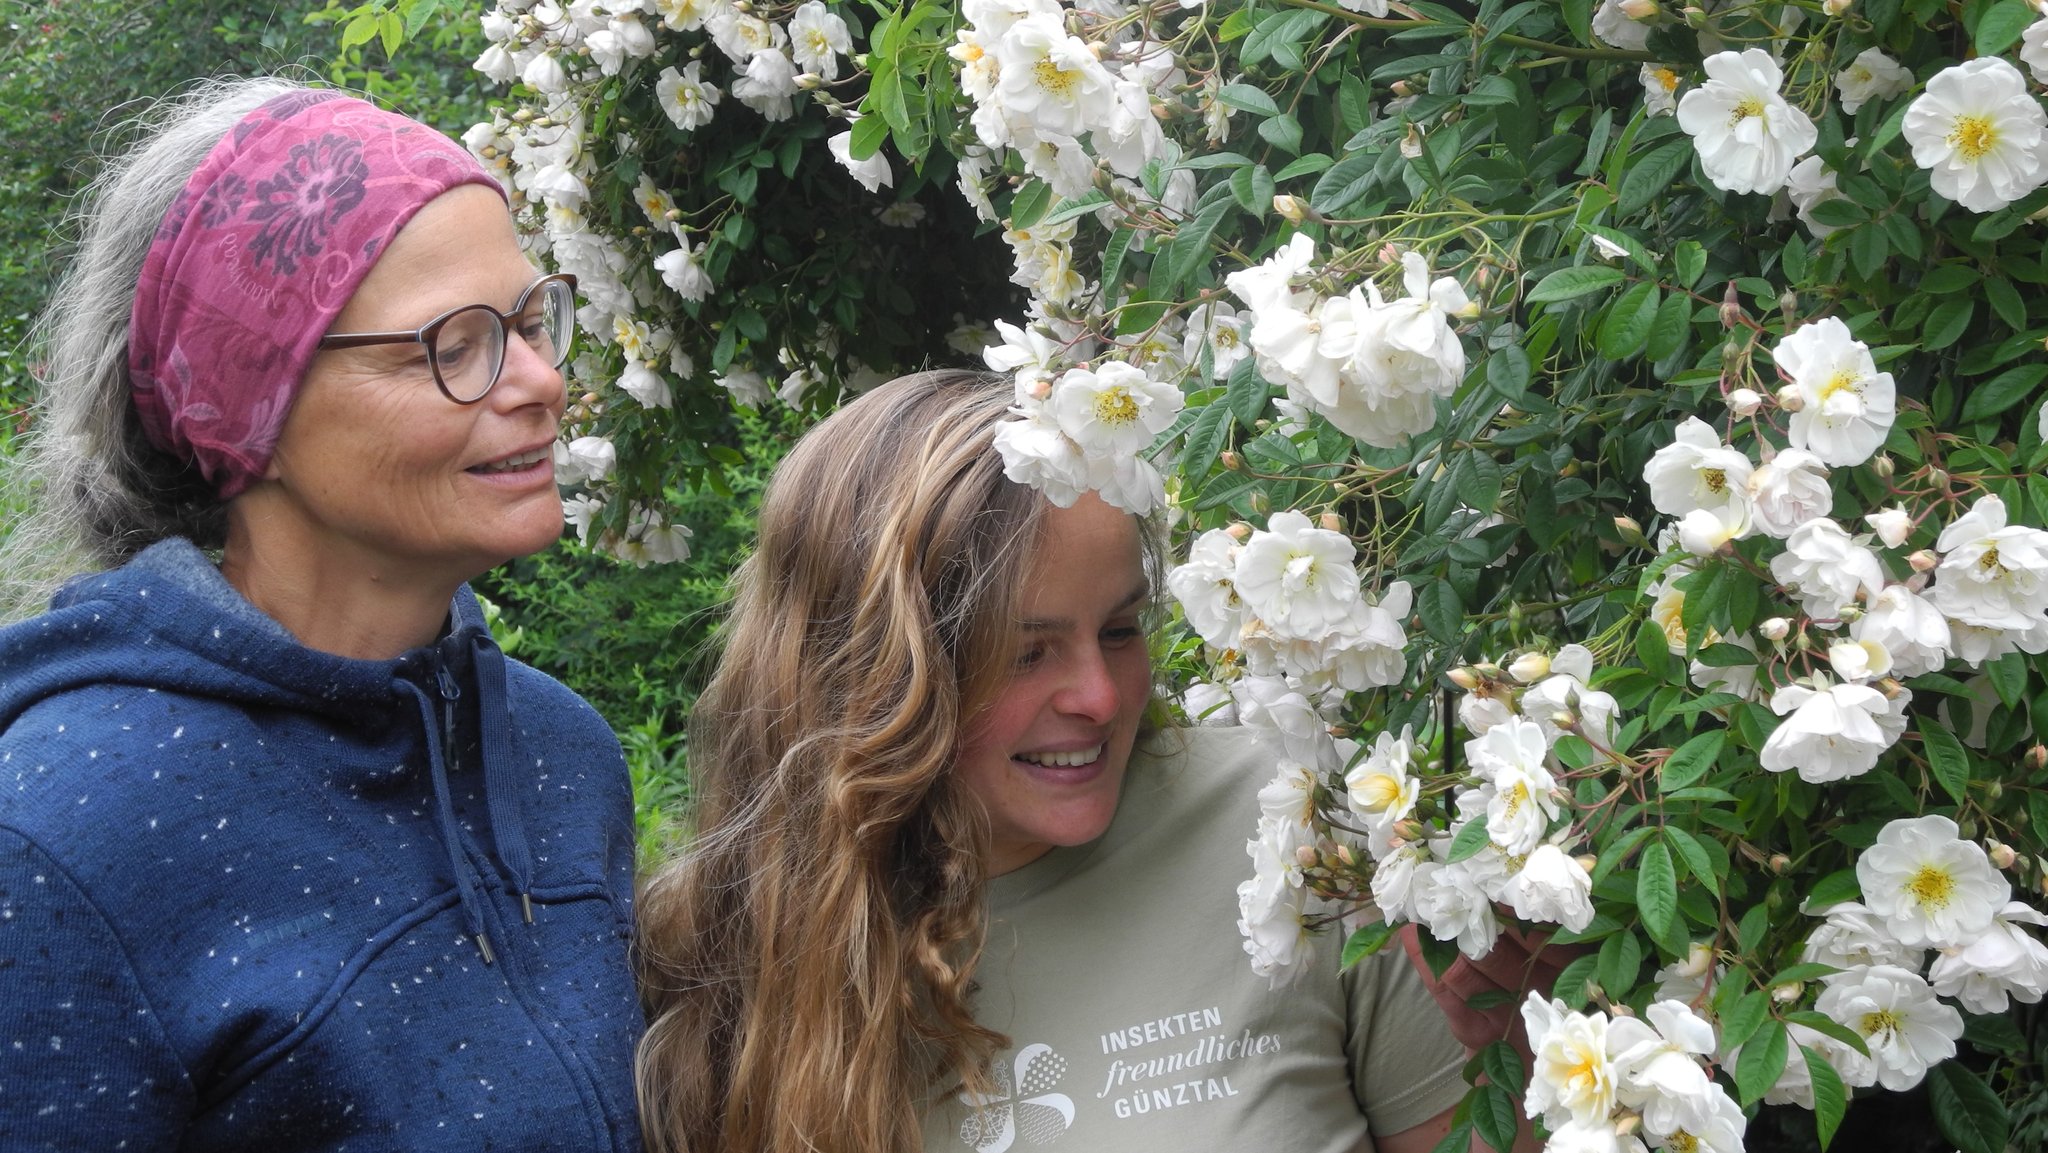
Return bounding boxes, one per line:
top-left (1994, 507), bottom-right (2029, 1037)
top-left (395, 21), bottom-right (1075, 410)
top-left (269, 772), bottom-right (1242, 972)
top-left (0, 76), bottom-right (312, 621)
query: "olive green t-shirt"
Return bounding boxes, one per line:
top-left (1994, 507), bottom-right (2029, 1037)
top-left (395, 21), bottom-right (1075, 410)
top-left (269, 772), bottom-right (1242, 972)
top-left (922, 726), bottom-right (1469, 1153)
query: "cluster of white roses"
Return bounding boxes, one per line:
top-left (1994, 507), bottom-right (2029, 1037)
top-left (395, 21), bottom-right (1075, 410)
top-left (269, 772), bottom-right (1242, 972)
top-left (1520, 993), bottom-right (1745, 1153)
top-left (1790, 815), bottom-right (2047, 1094)
top-left (1607, 0), bottom-right (2048, 215)
top-left (1370, 650), bottom-right (1622, 961)
top-left (1640, 315), bottom-right (2048, 783)
top-left (1223, 235), bottom-right (1477, 450)
top-left (1159, 511), bottom-right (1413, 975)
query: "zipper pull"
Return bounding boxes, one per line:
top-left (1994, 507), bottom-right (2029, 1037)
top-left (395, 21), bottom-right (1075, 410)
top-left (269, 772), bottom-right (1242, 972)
top-left (436, 664), bottom-right (461, 702)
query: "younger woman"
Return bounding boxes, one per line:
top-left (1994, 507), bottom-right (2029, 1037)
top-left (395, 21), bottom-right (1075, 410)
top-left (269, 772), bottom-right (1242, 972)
top-left (635, 370), bottom-right (1471, 1153)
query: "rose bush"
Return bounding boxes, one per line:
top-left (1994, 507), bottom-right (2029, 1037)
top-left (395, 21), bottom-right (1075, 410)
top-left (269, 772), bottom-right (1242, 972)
top-left (365, 0), bottom-right (2048, 1148)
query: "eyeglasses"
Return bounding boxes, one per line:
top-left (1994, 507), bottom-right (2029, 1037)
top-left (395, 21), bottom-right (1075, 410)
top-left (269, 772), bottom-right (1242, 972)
top-left (318, 273), bottom-right (579, 404)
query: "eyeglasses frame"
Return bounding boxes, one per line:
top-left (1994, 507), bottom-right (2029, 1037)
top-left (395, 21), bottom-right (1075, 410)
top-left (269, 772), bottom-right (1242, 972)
top-left (316, 272), bottom-right (580, 405)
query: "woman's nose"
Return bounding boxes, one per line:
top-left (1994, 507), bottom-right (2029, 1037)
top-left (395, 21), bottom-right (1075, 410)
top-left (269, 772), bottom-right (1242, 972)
top-left (1053, 645), bottom-right (1122, 724)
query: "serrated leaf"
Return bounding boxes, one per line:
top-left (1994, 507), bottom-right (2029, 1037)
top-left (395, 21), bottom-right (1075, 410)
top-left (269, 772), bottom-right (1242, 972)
top-left (1959, 364), bottom-right (2048, 422)
top-left (1637, 839), bottom-right (1679, 943)
top-left (1660, 730), bottom-right (1726, 793)
top-left (1154, 200), bottom-right (1232, 295)
top-left (1672, 240), bottom-right (1706, 289)
top-left (1341, 920), bottom-right (1397, 969)
top-left (1596, 930), bottom-right (1643, 998)
top-left (1447, 818), bottom-right (1493, 863)
top-left (1735, 1018), bottom-right (1789, 1105)
top-left (1616, 139), bottom-right (1692, 216)
top-left (1551, 953), bottom-right (1602, 1008)
top-left (1216, 82), bottom-right (1281, 117)
top-left (1806, 1044), bottom-right (1848, 1149)
top-left (1526, 265), bottom-right (1626, 304)
top-left (1480, 1041), bottom-right (1527, 1101)
top-left (1007, 179), bottom-right (1052, 230)
top-left (1311, 151), bottom-right (1379, 216)
top-left (1180, 400), bottom-right (1234, 479)
top-left (1661, 826), bottom-right (1719, 894)
top-left (1597, 281), bottom-right (1660, 359)
top-left (1918, 717), bottom-right (1971, 805)
top-left (1977, 0), bottom-right (2037, 55)
top-left (1472, 1083), bottom-right (1518, 1152)
top-left (1783, 1010), bottom-right (1872, 1057)
top-left (1928, 1059), bottom-right (2010, 1153)
top-left (1420, 580), bottom-right (1464, 645)
top-left (1635, 618), bottom-right (1676, 683)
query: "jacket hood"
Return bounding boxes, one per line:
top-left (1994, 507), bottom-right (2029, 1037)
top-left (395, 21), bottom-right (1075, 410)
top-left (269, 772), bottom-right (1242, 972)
top-left (0, 537), bottom-right (487, 732)
top-left (0, 537), bottom-right (536, 964)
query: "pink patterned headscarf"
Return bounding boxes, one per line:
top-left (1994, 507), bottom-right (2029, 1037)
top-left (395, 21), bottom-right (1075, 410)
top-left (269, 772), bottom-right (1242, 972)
top-left (127, 90), bottom-right (505, 497)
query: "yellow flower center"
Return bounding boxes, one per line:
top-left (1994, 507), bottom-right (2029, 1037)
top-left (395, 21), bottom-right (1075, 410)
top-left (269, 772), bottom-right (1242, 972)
top-left (1905, 864), bottom-right (1955, 910)
top-left (1355, 774), bottom-right (1402, 813)
top-left (1702, 467), bottom-right (1727, 494)
top-left (1951, 115), bottom-right (1999, 161)
top-left (1214, 327), bottom-right (1241, 350)
top-left (1980, 544), bottom-right (2006, 575)
top-left (1094, 386), bottom-right (1140, 427)
top-left (1729, 96), bottom-right (1766, 126)
top-left (1033, 57), bottom-right (1080, 101)
top-left (1651, 68), bottom-right (1679, 94)
top-left (1819, 368), bottom-right (1862, 404)
top-left (1861, 1008), bottom-right (1904, 1043)
top-left (1666, 1133), bottom-right (1701, 1153)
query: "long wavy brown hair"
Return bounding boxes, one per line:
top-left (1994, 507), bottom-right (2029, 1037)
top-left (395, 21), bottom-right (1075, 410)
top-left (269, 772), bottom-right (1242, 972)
top-left (636, 370), bottom-right (1044, 1153)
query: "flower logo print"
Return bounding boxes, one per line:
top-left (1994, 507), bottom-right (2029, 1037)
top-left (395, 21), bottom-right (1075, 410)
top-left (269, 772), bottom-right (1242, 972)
top-left (245, 133), bottom-right (370, 275)
top-left (958, 1043), bottom-right (1075, 1151)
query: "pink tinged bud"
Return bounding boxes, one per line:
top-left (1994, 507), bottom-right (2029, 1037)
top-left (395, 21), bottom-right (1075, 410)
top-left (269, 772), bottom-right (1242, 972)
top-left (1220, 450), bottom-right (1243, 471)
top-left (1026, 377), bottom-right (1052, 401)
top-left (1447, 667), bottom-right (1482, 691)
top-left (1776, 384), bottom-right (1805, 412)
top-left (1728, 387), bottom-right (1763, 417)
top-left (1318, 511), bottom-right (1345, 533)
top-left (1991, 842), bottom-right (2018, 870)
top-left (1719, 282), bottom-right (1743, 329)
top-left (1619, 0), bottom-right (1659, 17)
top-left (1508, 652), bottom-right (1552, 683)
top-left (1295, 844), bottom-right (1319, 868)
top-left (1769, 853), bottom-right (1791, 873)
top-left (1908, 549), bottom-right (1939, 572)
top-left (2028, 745), bottom-right (2048, 771)
top-left (1759, 617), bottom-right (1791, 641)
top-left (1226, 521), bottom-right (1252, 541)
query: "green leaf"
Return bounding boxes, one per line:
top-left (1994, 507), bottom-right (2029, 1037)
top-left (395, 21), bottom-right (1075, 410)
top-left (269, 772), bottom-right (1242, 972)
top-left (1007, 179), bottom-right (1053, 230)
top-left (847, 114), bottom-right (891, 161)
top-left (1526, 265), bottom-right (1626, 305)
top-left (1984, 275), bottom-right (2028, 332)
top-left (1804, 868), bottom-right (1862, 911)
top-left (1257, 113), bottom-right (1304, 155)
top-left (1615, 140), bottom-right (1692, 216)
top-left (1597, 281), bottom-right (1660, 359)
top-left (1180, 399), bottom-right (1234, 479)
top-left (1644, 289), bottom-right (1692, 362)
top-left (1098, 228), bottom-right (1135, 297)
top-left (1959, 364), bottom-right (2048, 422)
top-left (1551, 953), bottom-right (1602, 1008)
top-left (1485, 346), bottom-right (1531, 400)
top-left (1596, 930), bottom-right (1643, 998)
top-left (1928, 1059), bottom-right (2010, 1153)
top-left (1472, 1083), bottom-right (1518, 1153)
top-left (1216, 83), bottom-right (1281, 117)
top-left (1784, 1010), bottom-right (1871, 1058)
top-left (1918, 716), bottom-right (1971, 805)
top-left (1341, 920), bottom-right (1397, 970)
top-left (1735, 1018), bottom-right (1789, 1105)
top-left (1719, 989), bottom-right (1770, 1050)
top-left (1988, 650), bottom-right (2028, 710)
top-left (1636, 839), bottom-right (1679, 943)
top-left (1977, 0), bottom-right (2037, 55)
top-left (1922, 298), bottom-right (1976, 351)
top-left (1420, 580), bottom-right (1464, 645)
top-left (1661, 826), bottom-right (1719, 894)
top-left (1272, 154), bottom-right (1333, 180)
top-left (1311, 151), bottom-right (1380, 216)
top-left (1154, 200), bottom-right (1231, 295)
top-left (1447, 816), bottom-right (1493, 863)
top-left (1635, 618), bottom-right (1676, 683)
top-left (1767, 962), bottom-right (1843, 988)
top-left (1673, 240), bottom-right (1706, 289)
top-left (1480, 1041), bottom-right (1527, 1101)
top-left (378, 9), bottom-right (402, 56)
top-left (1660, 730), bottom-right (1726, 793)
top-left (1805, 1044), bottom-right (1849, 1150)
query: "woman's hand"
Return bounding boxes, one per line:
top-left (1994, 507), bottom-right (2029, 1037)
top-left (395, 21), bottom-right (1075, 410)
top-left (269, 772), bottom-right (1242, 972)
top-left (1399, 922), bottom-right (1581, 1060)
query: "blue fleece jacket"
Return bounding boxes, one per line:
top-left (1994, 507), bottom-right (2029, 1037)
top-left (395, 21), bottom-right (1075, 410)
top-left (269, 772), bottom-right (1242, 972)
top-left (0, 539), bottom-right (644, 1151)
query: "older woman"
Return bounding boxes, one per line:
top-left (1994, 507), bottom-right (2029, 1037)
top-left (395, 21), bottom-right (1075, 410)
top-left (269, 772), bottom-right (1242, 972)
top-left (0, 80), bottom-right (641, 1150)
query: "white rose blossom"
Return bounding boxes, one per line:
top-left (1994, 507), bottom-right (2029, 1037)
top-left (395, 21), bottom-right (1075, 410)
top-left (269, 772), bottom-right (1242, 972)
top-left (1677, 49), bottom-right (1819, 196)
top-left (1643, 417), bottom-right (1753, 522)
top-left (655, 62), bottom-right (721, 130)
top-left (1812, 964), bottom-right (1963, 1091)
top-left (827, 124), bottom-right (894, 192)
top-left (1747, 448), bottom-right (1831, 538)
top-left (1772, 317), bottom-right (1896, 467)
top-left (1607, 1000), bottom-right (1725, 1139)
top-left (1592, 0), bottom-right (1654, 51)
top-left (1522, 995), bottom-right (1620, 1130)
top-left (1857, 814), bottom-right (2010, 948)
top-left (1785, 153), bottom-right (1847, 238)
top-left (787, 1), bottom-right (853, 79)
top-left (1834, 47), bottom-right (1912, 114)
top-left (1233, 511), bottom-right (1364, 640)
top-left (1851, 584), bottom-right (1951, 678)
top-left (1167, 528), bottom-right (1245, 650)
top-left (1927, 900), bottom-right (2048, 1014)
top-left (1801, 900), bottom-right (1927, 972)
top-left (1903, 57), bottom-right (2048, 213)
top-left (2028, 17), bottom-right (2048, 85)
top-left (1345, 727), bottom-right (1420, 857)
top-left (1759, 681), bottom-right (1909, 783)
top-left (1503, 844), bottom-right (1596, 932)
top-left (1641, 64), bottom-right (1681, 117)
top-left (1769, 518), bottom-right (1886, 619)
top-left (1928, 494), bottom-right (2048, 632)
top-left (732, 49), bottom-right (800, 121)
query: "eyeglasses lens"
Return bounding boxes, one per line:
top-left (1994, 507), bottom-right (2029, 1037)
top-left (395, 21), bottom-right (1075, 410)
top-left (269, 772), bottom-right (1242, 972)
top-left (426, 278), bottom-right (578, 402)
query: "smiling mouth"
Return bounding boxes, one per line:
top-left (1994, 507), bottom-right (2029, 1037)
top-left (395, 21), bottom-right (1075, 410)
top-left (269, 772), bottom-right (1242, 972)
top-left (471, 447), bottom-right (551, 474)
top-left (1015, 745), bottom-right (1104, 768)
